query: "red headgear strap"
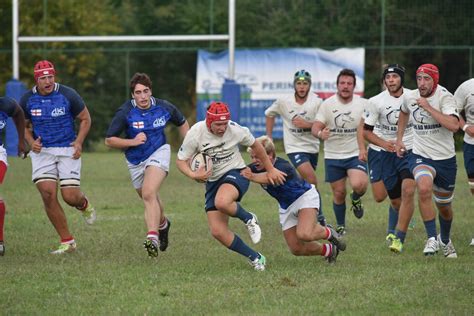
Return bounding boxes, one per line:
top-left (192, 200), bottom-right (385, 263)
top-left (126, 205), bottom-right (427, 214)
top-left (416, 63), bottom-right (439, 93)
top-left (34, 60), bottom-right (56, 82)
top-left (206, 102), bottom-right (230, 130)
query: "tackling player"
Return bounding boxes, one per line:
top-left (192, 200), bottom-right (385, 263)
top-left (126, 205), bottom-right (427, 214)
top-left (396, 64), bottom-right (459, 258)
top-left (242, 136), bottom-right (346, 264)
top-left (19, 60), bottom-right (96, 254)
top-left (0, 96), bottom-right (26, 256)
top-left (176, 101), bottom-right (285, 271)
top-left (105, 73), bottom-right (189, 258)
top-left (311, 69), bottom-right (369, 235)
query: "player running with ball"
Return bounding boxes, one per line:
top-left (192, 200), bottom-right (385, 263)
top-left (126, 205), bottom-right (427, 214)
top-left (176, 101), bottom-right (285, 271)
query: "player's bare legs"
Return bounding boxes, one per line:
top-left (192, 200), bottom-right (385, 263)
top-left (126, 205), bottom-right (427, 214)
top-left (296, 162), bottom-right (318, 186)
top-left (138, 166), bottom-right (167, 232)
top-left (330, 178), bottom-right (347, 205)
top-left (371, 180), bottom-right (387, 203)
top-left (213, 183), bottom-right (241, 216)
top-left (296, 208), bottom-right (327, 241)
top-left (61, 187), bottom-right (87, 209)
top-left (397, 179), bottom-right (416, 232)
top-left (284, 227), bottom-right (323, 255)
top-left (36, 181), bottom-right (73, 240)
top-left (207, 211), bottom-right (234, 246)
top-left (347, 169), bottom-right (368, 197)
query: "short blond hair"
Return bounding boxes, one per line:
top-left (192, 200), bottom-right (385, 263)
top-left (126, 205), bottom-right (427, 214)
top-left (248, 135), bottom-right (275, 157)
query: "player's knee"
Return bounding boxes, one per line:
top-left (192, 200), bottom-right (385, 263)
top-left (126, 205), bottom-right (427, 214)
top-left (332, 189), bottom-right (346, 202)
top-left (209, 226), bottom-right (226, 241)
top-left (295, 228), bottom-right (313, 242)
top-left (140, 188), bottom-right (156, 203)
top-left (214, 198), bottom-right (231, 212)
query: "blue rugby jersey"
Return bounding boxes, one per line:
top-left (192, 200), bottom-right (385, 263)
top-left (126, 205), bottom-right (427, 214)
top-left (19, 83), bottom-right (85, 147)
top-left (249, 157), bottom-right (312, 209)
top-left (0, 97), bottom-right (18, 146)
top-left (106, 97), bottom-right (186, 165)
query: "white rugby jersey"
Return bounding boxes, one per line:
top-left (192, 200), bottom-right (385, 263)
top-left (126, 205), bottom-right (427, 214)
top-left (177, 120), bottom-right (255, 182)
top-left (401, 85), bottom-right (458, 160)
top-left (316, 94), bottom-right (369, 159)
top-left (365, 88), bottom-right (414, 150)
top-left (265, 93), bottom-right (322, 154)
top-left (454, 78), bottom-right (474, 145)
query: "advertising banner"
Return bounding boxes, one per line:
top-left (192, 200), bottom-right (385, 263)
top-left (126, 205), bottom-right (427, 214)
top-left (196, 48), bottom-right (365, 137)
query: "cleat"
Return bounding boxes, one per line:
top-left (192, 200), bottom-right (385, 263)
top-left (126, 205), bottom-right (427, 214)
top-left (350, 194), bottom-right (364, 219)
top-left (158, 219), bottom-right (171, 251)
top-left (386, 233), bottom-right (396, 246)
top-left (50, 242), bottom-right (77, 254)
top-left (470, 238), bottom-right (474, 246)
top-left (408, 217), bottom-right (416, 230)
top-left (249, 253), bottom-right (266, 271)
top-left (326, 244), bottom-right (339, 264)
top-left (0, 241), bottom-right (4, 256)
top-left (246, 212), bottom-right (261, 244)
top-left (328, 226), bottom-right (346, 251)
top-left (336, 225), bottom-right (346, 236)
top-left (143, 239), bottom-right (159, 258)
top-left (438, 235), bottom-right (457, 258)
top-left (81, 200), bottom-right (96, 225)
top-left (389, 237), bottom-right (403, 253)
top-left (423, 237), bottom-right (439, 256)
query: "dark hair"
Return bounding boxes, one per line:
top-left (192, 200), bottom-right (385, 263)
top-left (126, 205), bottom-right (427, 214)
top-left (336, 68), bottom-right (356, 86)
top-left (129, 73), bottom-right (152, 94)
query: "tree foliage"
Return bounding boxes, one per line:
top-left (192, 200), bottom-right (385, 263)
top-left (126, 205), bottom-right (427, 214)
top-left (0, 0), bottom-right (472, 147)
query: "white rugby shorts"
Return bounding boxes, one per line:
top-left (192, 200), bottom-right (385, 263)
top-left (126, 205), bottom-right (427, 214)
top-left (30, 147), bottom-right (81, 183)
top-left (127, 144), bottom-right (170, 189)
top-left (279, 185), bottom-right (320, 231)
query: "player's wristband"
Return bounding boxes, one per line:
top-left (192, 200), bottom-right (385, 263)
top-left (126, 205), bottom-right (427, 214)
top-left (463, 124), bottom-right (469, 132)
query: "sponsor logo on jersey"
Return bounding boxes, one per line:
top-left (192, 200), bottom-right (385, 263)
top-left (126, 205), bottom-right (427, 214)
top-left (31, 109), bottom-right (42, 116)
top-left (51, 107), bottom-right (66, 117)
top-left (133, 121), bottom-right (144, 129)
top-left (153, 117), bottom-right (166, 128)
top-left (0, 120), bottom-right (6, 129)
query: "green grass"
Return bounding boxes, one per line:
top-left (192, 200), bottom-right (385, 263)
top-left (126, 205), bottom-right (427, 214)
top-left (1, 152), bottom-right (473, 315)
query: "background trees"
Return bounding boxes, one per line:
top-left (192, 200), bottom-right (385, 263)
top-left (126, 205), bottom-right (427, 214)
top-left (1, 0), bottom-right (472, 147)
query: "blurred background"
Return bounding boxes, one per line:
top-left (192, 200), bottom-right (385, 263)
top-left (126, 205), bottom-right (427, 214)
top-left (1, 0), bottom-right (473, 149)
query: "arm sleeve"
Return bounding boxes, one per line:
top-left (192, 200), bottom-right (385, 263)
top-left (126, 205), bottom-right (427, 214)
top-left (440, 90), bottom-right (459, 117)
top-left (106, 106), bottom-right (129, 137)
top-left (264, 100), bottom-right (281, 117)
top-left (160, 100), bottom-right (187, 126)
top-left (454, 84), bottom-right (467, 111)
top-left (61, 86), bottom-right (86, 117)
top-left (363, 101), bottom-right (378, 127)
top-left (19, 92), bottom-right (32, 120)
top-left (1, 97), bottom-right (19, 117)
top-left (177, 127), bottom-right (199, 160)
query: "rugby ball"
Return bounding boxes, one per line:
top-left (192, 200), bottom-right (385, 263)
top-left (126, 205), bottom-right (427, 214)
top-left (189, 153), bottom-right (213, 182)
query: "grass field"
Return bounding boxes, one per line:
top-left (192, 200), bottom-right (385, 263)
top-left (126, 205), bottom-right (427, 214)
top-left (1, 152), bottom-right (473, 315)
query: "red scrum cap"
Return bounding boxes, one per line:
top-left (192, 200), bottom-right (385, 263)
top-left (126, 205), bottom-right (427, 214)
top-left (206, 101), bottom-right (230, 130)
top-left (416, 63), bottom-right (439, 92)
top-left (34, 60), bottom-right (56, 82)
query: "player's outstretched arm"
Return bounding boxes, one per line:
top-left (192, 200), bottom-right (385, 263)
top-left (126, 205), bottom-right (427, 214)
top-left (241, 167), bottom-right (269, 184)
top-left (250, 140), bottom-right (286, 185)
